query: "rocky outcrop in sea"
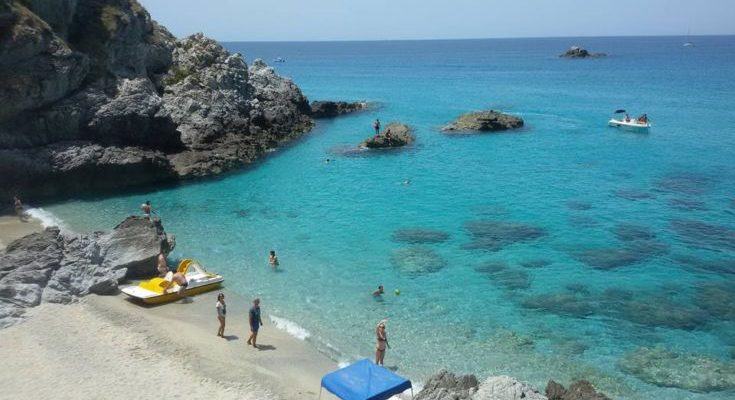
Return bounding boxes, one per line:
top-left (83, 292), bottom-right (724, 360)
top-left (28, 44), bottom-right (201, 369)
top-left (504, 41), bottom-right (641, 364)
top-left (415, 370), bottom-right (611, 400)
top-left (559, 46), bottom-right (607, 58)
top-left (0, 0), bottom-right (312, 204)
top-left (310, 100), bottom-right (369, 118)
top-left (443, 111), bottom-right (524, 133)
top-left (0, 216), bottom-right (174, 328)
top-left (361, 122), bottom-right (414, 148)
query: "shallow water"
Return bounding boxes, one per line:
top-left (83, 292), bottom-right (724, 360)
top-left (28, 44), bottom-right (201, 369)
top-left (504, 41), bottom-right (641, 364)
top-left (42, 36), bottom-right (735, 399)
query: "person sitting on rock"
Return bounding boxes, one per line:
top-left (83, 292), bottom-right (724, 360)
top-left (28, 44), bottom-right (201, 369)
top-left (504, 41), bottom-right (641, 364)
top-left (384, 128), bottom-right (392, 144)
top-left (156, 252), bottom-right (169, 277)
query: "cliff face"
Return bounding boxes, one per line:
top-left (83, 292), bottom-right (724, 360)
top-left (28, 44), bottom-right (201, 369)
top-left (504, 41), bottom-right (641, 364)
top-left (0, 0), bottom-right (312, 203)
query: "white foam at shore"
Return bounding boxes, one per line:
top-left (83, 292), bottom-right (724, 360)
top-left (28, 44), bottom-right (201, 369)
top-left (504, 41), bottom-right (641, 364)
top-left (25, 208), bottom-right (69, 232)
top-left (269, 315), bottom-right (311, 340)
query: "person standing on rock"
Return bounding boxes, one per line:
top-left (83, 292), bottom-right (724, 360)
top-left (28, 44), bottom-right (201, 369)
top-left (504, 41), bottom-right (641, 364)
top-left (375, 319), bottom-right (389, 365)
top-left (216, 293), bottom-right (227, 338)
top-left (13, 195), bottom-right (26, 221)
top-left (373, 119), bottom-right (381, 136)
top-left (247, 298), bottom-right (263, 348)
top-left (141, 200), bottom-right (152, 220)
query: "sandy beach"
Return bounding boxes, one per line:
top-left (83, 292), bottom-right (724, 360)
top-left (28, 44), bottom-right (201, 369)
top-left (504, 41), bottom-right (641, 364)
top-left (0, 214), bottom-right (43, 250)
top-left (0, 290), bottom-right (339, 400)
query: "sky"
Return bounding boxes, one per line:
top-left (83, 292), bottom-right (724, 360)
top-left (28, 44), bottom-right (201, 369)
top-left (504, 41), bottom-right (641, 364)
top-left (138, 0), bottom-right (735, 42)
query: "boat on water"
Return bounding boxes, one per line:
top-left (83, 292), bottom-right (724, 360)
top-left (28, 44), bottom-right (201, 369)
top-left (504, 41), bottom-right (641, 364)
top-left (608, 109), bottom-right (651, 131)
top-left (273, 57), bottom-right (286, 63)
top-left (121, 259), bottom-right (223, 304)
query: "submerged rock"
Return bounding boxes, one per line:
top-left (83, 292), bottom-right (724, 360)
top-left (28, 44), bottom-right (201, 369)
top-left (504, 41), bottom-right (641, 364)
top-left (0, 216), bottom-right (174, 327)
top-left (668, 198), bottom-right (708, 211)
top-left (521, 293), bottom-right (594, 318)
top-left (520, 259), bottom-right (552, 269)
top-left (545, 380), bottom-right (610, 400)
top-left (309, 100), bottom-right (369, 118)
top-left (619, 346), bottom-right (735, 392)
top-left (442, 110), bottom-right (524, 133)
top-left (566, 200), bottom-right (592, 211)
top-left (463, 220), bottom-right (546, 252)
top-left (670, 219), bottom-right (735, 251)
top-left (694, 282), bottom-right (735, 321)
top-left (390, 246), bottom-right (446, 274)
top-left (391, 228), bottom-right (450, 244)
top-left (613, 189), bottom-right (656, 201)
top-left (361, 122), bottom-right (414, 149)
top-left (612, 223), bottom-right (656, 242)
top-left (559, 46), bottom-right (606, 58)
top-left (653, 172), bottom-right (714, 195)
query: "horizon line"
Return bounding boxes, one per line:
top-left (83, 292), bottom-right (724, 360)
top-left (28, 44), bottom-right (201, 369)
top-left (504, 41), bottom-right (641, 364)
top-left (213, 33), bottom-right (733, 44)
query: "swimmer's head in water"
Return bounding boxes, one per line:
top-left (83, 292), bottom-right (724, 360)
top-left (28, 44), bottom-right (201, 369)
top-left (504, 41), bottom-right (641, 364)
top-left (270, 250), bottom-right (276, 256)
top-left (145, 200), bottom-right (150, 205)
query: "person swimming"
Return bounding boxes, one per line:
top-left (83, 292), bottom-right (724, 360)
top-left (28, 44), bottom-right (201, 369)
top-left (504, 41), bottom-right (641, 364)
top-left (268, 250), bottom-right (279, 268)
top-left (372, 285), bottom-right (384, 297)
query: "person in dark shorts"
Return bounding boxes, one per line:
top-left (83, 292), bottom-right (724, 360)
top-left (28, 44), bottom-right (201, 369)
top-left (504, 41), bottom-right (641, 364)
top-left (247, 298), bottom-right (263, 348)
top-left (216, 293), bottom-right (226, 338)
top-left (373, 119), bottom-right (381, 135)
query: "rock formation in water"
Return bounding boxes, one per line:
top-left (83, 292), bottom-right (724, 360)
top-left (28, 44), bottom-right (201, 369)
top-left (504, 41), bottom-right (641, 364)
top-left (442, 111), bottom-right (524, 133)
top-left (361, 122), bottom-right (414, 148)
top-left (310, 100), bottom-right (369, 118)
top-left (415, 370), bottom-right (612, 400)
top-left (0, 216), bottom-right (174, 328)
top-left (559, 46), bottom-right (606, 58)
top-left (0, 0), bottom-right (312, 205)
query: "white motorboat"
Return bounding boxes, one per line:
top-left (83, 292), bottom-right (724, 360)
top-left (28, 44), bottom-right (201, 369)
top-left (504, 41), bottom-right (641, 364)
top-left (608, 118), bottom-right (651, 131)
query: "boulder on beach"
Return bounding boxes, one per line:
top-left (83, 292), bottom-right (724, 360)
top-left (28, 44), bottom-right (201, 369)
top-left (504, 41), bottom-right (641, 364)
top-left (545, 380), bottom-right (611, 400)
top-left (309, 100), bottom-right (369, 118)
top-left (0, 216), bottom-right (175, 328)
top-left (361, 122), bottom-right (414, 149)
top-left (442, 110), bottom-right (524, 133)
top-left (415, 370), bottom-right (547, 400)
top-left (559, 46), bottom-right (607, 58)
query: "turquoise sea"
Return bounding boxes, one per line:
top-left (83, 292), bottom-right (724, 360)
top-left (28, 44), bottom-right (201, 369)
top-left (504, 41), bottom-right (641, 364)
top-left (40, 36), bottom-right (735, 398)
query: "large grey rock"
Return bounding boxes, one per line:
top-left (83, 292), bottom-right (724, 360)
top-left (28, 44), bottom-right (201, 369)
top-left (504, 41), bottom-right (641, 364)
top-left (361, 122), bottom-right (414, 149)
top-left (559, 46), bottom-right (606, 58)
top-left (0, 216), bottom-right (175, 327)
top-left (443, 111), bottom-right (524, 133)
top-left (310, 100), bottom-right (368, 118)
top-left (416, 371), bottom-right (547, 400)
top-left (0, 1), bottom-right (314, 206)
top-left (545, 380), bottom-right (610, 400)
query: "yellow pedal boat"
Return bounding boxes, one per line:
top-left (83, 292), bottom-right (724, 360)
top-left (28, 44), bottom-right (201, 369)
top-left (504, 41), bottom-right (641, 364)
top-left (121, 259), bottom-right (224, 304)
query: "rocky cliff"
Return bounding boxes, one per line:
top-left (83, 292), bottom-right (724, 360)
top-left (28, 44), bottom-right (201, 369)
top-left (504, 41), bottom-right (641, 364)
top-left (0, 216), bottom-right (174, 328)
top-left (0, 0), bottom-right (312, 204)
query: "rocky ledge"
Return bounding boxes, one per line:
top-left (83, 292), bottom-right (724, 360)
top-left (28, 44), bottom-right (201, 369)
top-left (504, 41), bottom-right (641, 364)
top-left (310, 100), bottom-right (369, 118)
top-left (559, 46), bottom-right (607, 58)
top-left (0, 0), bottom-right (312, 205)
top-left (442, 110), bottom-right (524, 133)
top-left (415, 370), bottom-right (611, 400)
top-left (0, 216), bottom-right (174, 328)
top-left (361, 122), bottom-right (414, 149)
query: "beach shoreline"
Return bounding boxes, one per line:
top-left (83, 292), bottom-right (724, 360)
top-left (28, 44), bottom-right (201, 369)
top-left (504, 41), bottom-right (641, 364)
top-left (0, 289), bottom-right (339, 400)
top-left (0, 213), bottom-right (44, 250)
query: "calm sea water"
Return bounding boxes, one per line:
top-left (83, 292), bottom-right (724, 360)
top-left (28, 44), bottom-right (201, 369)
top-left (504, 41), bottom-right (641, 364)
top-left (42, 37), bottom-right (735, 398)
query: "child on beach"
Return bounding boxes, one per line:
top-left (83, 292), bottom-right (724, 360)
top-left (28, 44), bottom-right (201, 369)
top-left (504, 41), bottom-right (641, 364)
top-left (247, 298), bottom-right (263, 348)
top-left (268, 250), bottom-right (279, 268)
top-left (216, 293), bottom-right (226, 338)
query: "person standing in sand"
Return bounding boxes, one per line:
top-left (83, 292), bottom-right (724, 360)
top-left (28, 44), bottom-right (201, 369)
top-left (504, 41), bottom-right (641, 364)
top-left (375, 320), bottom-right (389, 365)
top-left (13, 196), bottom-right (26, 221)
top-left (216, 293), bottom-right (226, 338)
top-left (247, 298), bottom-right (263, 348)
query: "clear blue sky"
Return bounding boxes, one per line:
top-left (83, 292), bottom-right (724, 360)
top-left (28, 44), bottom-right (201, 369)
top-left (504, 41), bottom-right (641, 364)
top-left (139, 0), bottom-right (735, 41)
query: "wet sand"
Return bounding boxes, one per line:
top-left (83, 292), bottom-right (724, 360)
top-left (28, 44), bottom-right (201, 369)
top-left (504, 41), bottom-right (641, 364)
top-left (0, 214), bottom-right (43, 250)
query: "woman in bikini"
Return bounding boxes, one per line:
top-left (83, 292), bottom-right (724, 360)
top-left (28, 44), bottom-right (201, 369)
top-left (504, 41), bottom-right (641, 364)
top-left (375, 320), bottom-right (388, 365)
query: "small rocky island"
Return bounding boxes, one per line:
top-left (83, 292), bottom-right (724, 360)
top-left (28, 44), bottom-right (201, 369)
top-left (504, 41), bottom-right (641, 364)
top-left (560, 46), bottom-right (607, 58)
top-left (442, 110), bottom-right (524, 133)
top-left (310, 100), bottom-right (369, 118)
top-left (361, 122), bottom-right (414, 149)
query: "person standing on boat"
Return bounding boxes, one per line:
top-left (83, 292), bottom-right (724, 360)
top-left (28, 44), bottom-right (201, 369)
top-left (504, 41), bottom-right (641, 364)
top-left (247, 298), bottom-right (263, 348)
top-left (373, 119), bottom-right (381, 135)
top-left (624, 113), bottom-right (631, 123)
top-left (216, 293), bottom-right (226, 338)
top-left (375, 320), bottom-right (389, 365)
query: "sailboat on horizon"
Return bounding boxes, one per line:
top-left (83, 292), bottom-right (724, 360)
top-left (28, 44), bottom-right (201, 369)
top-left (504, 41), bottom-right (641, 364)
top-left (683, 25), bottom-right (695, 47)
